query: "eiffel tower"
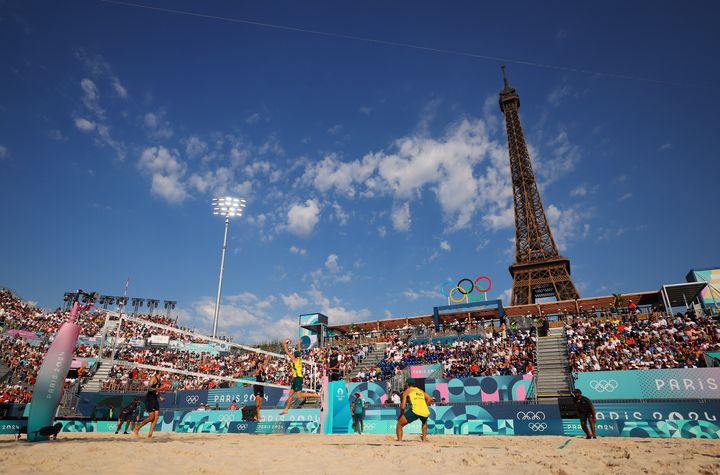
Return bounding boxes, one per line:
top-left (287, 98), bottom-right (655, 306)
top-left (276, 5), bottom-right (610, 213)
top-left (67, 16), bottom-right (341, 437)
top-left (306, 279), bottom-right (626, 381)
top-left (499, 66), bottom-right (580, 305)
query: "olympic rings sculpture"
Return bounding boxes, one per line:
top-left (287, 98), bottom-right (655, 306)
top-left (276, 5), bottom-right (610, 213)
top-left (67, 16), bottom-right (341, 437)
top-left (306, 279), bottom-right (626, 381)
top-left (439, 275), bottom-right (492, 303)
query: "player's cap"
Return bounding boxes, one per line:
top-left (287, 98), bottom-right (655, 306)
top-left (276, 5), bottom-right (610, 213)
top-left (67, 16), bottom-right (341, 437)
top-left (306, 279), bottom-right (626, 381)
top-left (293, 350), bottom-right (301, 357)
top-left (406, 378), bottom-right (415, 385)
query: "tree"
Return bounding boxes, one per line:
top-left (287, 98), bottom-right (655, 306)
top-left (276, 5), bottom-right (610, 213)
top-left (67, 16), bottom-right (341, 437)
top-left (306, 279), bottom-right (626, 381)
top-left (612, 293), bottom-right (625, 311)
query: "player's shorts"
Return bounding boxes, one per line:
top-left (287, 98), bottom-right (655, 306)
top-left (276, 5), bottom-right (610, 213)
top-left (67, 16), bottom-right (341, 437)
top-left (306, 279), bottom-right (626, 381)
top-left (291, 377), bottom-right (303, 391)
top-left (353, 412), bottom-right (364, 421)
top-left (579, 412), bottom-right (593, 424)
top-left (145, 392), bottom-right (160, 412)
top-left (253, 385), bottom-right (265, 397)
top-left (119, 411), bottom-right (133, 421)
top-left (403, 407), bottom-right (428, 425)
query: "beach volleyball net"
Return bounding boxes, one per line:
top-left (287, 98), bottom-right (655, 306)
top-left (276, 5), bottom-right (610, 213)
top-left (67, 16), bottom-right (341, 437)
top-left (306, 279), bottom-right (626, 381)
top-left (98, 313), bottom-right (321, 394)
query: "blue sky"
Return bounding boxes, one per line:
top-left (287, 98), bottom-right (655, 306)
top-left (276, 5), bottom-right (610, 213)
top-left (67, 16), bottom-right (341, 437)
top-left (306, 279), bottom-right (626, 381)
top-left (1, 1), bottom-right (718, 342)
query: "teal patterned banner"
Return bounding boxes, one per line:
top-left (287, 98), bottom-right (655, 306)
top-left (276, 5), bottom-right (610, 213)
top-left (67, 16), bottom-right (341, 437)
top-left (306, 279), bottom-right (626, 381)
top-left (573, 368), bottom-right (720, 399)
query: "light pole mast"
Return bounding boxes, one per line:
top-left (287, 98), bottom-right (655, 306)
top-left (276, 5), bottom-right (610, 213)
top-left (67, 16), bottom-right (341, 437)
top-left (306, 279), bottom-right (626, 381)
top-left (211, 196), bottom-right (246, 338)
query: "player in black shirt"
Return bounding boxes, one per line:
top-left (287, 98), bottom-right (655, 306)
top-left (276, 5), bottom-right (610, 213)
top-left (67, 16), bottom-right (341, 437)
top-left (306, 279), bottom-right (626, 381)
top-left (573, 389), bottom-right (597, 439)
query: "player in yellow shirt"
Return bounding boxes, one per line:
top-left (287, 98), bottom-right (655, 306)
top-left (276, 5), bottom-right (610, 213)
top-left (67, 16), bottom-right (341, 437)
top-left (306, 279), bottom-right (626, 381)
top-left (279, 339), bottom-right (320, 415)
top-left (396, 379), bottom-right (434, 442)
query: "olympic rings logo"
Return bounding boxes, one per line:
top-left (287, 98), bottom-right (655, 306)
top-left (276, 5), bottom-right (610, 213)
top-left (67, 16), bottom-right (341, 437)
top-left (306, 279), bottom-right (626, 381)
top-left (235, 423), bottom-right (248, 431)
top-left (186, 395), bottom-right (200, 404)
top-left (516, 411), bottom-right (546, 420)
top-left (439, 276), bottom-right (492, 303)
top-left (219, 414), bottom-right (235, 424)
top-left (589, 380), bottom-right (619, 392)
top-left (528, 423), bottom-right (547, 431)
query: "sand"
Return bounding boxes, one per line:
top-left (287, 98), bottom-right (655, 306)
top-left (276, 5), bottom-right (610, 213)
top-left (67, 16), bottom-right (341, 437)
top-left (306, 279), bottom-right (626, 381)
top-left (1, 433), bottom-right (719, 474)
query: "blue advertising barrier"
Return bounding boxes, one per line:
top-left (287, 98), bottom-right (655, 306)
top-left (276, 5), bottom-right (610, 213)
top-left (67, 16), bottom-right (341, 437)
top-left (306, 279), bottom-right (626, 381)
top-left (78, 386), bottom-right (290, 417)
top-left (3, 401), bottom-right (718, 438)
top-left (0, 409), bottom-right (321, 435)
top-left (574, 368), bottom-right (720, 399)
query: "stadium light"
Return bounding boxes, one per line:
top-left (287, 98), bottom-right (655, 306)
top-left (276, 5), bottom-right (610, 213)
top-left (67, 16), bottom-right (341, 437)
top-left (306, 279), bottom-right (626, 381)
top-left (163, 300), bottom-right (176, 318)
top-left (146, 299), bottom-right (160, 316)
top-left (211, 196), bottom-right (246, 338)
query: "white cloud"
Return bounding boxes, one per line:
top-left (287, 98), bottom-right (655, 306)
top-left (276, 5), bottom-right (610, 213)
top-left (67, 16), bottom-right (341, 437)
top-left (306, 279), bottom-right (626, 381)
top-left (658, 143), bottom-right (673, 152)
top-left (332, 202), bottom-right (349, 226)
top-left (113, 80), bottom-right (128, 98)
top-left (245, 112), bottom-right (260, 124)
top-left (281, 292), bottom-right (309, 310)
top-left (144, 112), bottom-right (158, 128)
top-left (138, 146), bottom-right (188, 203)
top-left (546, 203), bottom-right (592, 251)
top-left (189, 296), bottom-right (261, 328)
top-left (540, 129), bottom-right (581, 183)
top-left (302, 117), bottom-right (509, 232)
top-left (74, 117), bottom-right (96, 131)
top-left (286, 199), bottom-right (321, 236)
top-left (391, 202), bottom-right (411, 231)
top-left (188, 167), bottom-right (251, 197)
top-left (73, 70), bottom-right (125, 158)
top-left (0, 145), bottom-right (7, 159)
top-left (289, 245), bottom-right (307, 256)
top-left (403, 289), bottom-right (439, 300)
top-left (440, 240), bottom-right (451, 251)
top-left (359, 106), bottom-right (372, 116)
top-left (325, 254), bottom-right (340, 273)
top-left (327, 124), bottom-right (343, 135)
top-left (185, 136), bottom-right (208, 158)
top-left (308, 286), bottom-right (370, 324)
top-left (618, 192), bottom-right (633, 201)
top-left (142, 110), bottom-right (173, 140)
top-left (377, 226), bottom-right (387, 238)
top-left (547, 84), bottom-right (571, 107)
top-left (150, 174), bottom-right (188, 203)
top-left (570, 185), bottom-right (587, 197)
top-left (48, 129), bottom-right (67, 141)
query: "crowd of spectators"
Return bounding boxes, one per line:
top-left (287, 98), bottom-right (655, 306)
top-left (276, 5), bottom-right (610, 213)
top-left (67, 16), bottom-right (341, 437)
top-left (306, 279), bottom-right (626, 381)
top-left (4, 286), bottom-right (720, 402)
top-left (362, 325), bottom-right (536, 381)
top-left (0, 289), bottom-right (105, 337)
top-left (566, 312), bottom-right (720, 372)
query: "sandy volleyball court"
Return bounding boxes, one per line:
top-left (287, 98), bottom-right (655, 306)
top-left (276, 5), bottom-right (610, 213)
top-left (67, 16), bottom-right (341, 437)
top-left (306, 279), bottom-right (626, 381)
top-left (1, 433), bottom-right (719, 474)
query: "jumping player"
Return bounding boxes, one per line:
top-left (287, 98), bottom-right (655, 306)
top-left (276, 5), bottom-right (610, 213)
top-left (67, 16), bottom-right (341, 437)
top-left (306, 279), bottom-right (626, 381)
top-left (396, 379), bottom-right (434, 442)
top-left (134, 371), bottom-right (165, 438)
top-left (279, 339), bottom-right (319, 415)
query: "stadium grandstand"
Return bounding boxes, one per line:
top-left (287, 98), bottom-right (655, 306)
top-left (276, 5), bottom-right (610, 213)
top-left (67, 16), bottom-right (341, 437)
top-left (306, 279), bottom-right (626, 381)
top-left (1, 277), bottom-right (717, 409)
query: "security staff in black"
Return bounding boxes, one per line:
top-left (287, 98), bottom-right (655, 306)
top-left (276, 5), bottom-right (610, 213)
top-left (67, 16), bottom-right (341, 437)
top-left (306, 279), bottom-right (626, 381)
top-left (573, 389), bottom-right (597, 439)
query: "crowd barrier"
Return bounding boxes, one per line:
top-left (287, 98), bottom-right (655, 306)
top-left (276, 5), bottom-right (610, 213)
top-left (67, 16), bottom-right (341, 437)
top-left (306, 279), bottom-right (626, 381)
top-left (0, 408), bottom-right (320, 435)
top-left (573, 368), bottom-right (720, 399)
top-left (77, 385), bottom-right (291, 417)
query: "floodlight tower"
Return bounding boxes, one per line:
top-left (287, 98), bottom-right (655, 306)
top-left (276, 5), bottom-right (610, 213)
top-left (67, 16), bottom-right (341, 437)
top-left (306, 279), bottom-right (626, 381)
top-left (211, 196), bottom-right (246, 338)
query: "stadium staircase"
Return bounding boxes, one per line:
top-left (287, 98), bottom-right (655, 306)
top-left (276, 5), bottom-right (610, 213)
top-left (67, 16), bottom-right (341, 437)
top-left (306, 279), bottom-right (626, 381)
top-left (535, 326), bottom-right (576, 417)
top-left (80, 315), bottom-right (121, 392)
top-left (82, 363), bottom-right (112, 392)
top-left (349, 342), bottom-right (387, 376)
top-left (0, 360), bottom-right (12, 385)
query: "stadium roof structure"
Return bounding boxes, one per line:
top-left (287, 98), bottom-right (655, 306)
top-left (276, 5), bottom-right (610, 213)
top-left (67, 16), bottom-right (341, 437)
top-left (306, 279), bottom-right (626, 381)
top-left (328, 290), bottom-right (664, 334)
top-left (660, 282), bottom-right (707, 314)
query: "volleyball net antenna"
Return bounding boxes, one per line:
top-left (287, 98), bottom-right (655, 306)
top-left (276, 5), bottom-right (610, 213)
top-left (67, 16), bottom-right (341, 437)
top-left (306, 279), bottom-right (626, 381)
top-left (97, 312), bottom-right (322, 394)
